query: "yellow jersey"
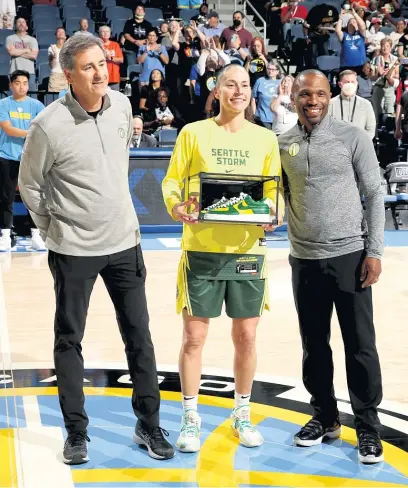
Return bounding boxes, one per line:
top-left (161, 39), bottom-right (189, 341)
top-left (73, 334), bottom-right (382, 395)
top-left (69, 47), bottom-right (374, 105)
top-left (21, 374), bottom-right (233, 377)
top-left (162, 118), bottom-right (284, 255)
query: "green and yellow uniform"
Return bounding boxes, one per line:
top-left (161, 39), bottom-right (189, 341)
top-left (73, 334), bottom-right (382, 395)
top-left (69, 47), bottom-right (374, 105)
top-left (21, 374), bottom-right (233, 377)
top-left (162, 118), bottom-right (284, 318)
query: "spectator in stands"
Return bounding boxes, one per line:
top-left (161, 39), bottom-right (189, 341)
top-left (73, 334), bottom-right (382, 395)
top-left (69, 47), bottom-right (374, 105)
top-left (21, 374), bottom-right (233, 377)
top-left (139, 69), bottom-right (168, 114)
top-left (329, 69), bottom-right (376, 138)
top-left (336, 8), bottom-right (367, 74)
top-left (396, 22), bottom-right (408, 60)
top-left (271, 75), bottom-right (298, 134)
top-left (280, 0), bottom-right (308, 46)
top-left (144, 87), bottom-right (184, 132)
top-left (0, 70), bottom-right (45, 252)
top-left (189, 62), bottom-right (201, 107)
top-left (366, 18), bottom-right (385, 56)
top-left (48, 27), bottom-right (68, 93)
top-left (303, 3), bottom-right (339, 68)
top-left (388, 18), bottom-right (405, 48)
top-left (245, 36), bottom-right (269, 86)
top-left (123, 5), bottom-right (153, 67)
top-left (198, 11), bottom-right (226, 38)
top-left (0, 0), bottom-right (15, 29)
top-left (137, 28), bottom-right (169, 88)
top-left (394, 79), bottom-right (408, 141)
top-left (377, 0), bottom-right (401, 18)
top-left (265, 0), bottom-right (283, 47)
top-left (6, 17), bottom-right (38, 92)
top-left (357, 61), bottom-right (374, 99)
top-left (371, 37), bottom-right (399, 122)
top-left (159, 22), bottom-right (169, 42)
top-left (340, 0), bottom-right (354, 27)
top-left (73, 18), bottom-right (94, 37)
top-left (220, 11), bottom-right (253, 50)
top-left (130, 115), bottom-right (157, 147)
top-left (161, 20), bottom-right (185, 97)
top-left (252, 61), bottom-right (280, 129)
top-left (224, 33), bottom-right (249, 66)
top-left (191, 3), bottom-right (209, 25)
top-left (99, 25), bottom-right (123, 91)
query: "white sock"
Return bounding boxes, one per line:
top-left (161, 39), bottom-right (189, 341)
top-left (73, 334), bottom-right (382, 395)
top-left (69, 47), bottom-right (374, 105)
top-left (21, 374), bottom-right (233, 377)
top-left (234, 391), bottom-right (251, 410)
top-left (31, 228), bottom-right (40, 237)
top-left (182, 394), bottom-right (198, 412)
top-left (1, 229), bottom-right (11, 236)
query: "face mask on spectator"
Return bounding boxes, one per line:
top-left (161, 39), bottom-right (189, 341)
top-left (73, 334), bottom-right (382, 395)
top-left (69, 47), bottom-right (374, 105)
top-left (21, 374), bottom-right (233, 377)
top-left (342, 82), bottom-right (357, 97)
top-left (233, 19), bottom-right (241, 27)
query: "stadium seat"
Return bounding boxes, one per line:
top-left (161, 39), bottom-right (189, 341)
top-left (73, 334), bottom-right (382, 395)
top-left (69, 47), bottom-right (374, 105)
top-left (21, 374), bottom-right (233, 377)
top-left (381, 26), bottom-right (394, 36)
top-left (36, 32), bottom-right (57, 49)
top-left (178, 8), bottom-right (198, 22)
top-left (36, 49), bottom-right (50, 66)
top-left (101, 0), bottom-right (116, 8)
top-left (0, 62), bottom-right (10, 76)
top-left (158, 129), bottom-right (178, 147)
top-left (328, 33), bottom-right (342, 56)
top-left (106, 6), bottom-right (132, 21)
top-left (38, 63), bottom-right (51, 89)
top-left (60, 0), bottom-right (87, 6)
top-left (33, 18), bottom-right (60, 31)
top-left (63, 5), bottom-right (91, 20)
top-left (32, 4), bottom-right (59, 15)
top-left (145, 7), bottom-right (164, 21)
top-left (290, 23), bottom-right (305, 41)
top-left (317, 55), bottom-right (340, 72)
top-left (44, 93), bottom-right (59, 105)
top-left (110, 19), bottom-right (126, 37)
top-left (32, 9), bottom-right (60, 22)
top-left (127, 63), bottom-right (141, 81)
top-left (0, 29), bottom-right (10, 46)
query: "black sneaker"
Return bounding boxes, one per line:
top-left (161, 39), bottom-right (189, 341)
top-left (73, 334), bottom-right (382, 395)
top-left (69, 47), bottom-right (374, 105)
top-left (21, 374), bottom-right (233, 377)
top-left (358, 430), bottom-right (384, 464)
top-left (294, 418), bottom-right (342, 447)
top-left (133, 420), bottom-right (175, 460)
top-left (62, 431), bottom-right (90, 465)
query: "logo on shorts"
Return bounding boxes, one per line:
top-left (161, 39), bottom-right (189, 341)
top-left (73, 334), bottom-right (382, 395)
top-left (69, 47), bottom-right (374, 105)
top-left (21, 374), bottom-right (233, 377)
top-left (118, 128), bottom-right (126, 138)
top-left (288, 143), bottom-right (300, 157)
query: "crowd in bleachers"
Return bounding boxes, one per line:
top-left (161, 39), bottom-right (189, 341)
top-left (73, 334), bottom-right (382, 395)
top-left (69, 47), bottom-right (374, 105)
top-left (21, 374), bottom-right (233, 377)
top-left (1, 0), bottom-right (408, 153)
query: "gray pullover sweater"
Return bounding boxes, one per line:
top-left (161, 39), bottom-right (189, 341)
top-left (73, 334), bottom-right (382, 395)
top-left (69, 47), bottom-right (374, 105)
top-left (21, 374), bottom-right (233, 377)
top-left (278, 115), bottom-right (384, 260)
top-left (18, 89), bottom-right (140, 256)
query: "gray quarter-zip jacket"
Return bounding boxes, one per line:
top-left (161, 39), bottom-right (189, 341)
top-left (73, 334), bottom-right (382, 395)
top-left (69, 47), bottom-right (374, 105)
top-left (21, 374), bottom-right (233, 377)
top-left (329, 94), bottom-right (376, 140)
top-left (279, 115), bottom-right (384, 260)
top-left (18, 89), bottom-right (140, 256)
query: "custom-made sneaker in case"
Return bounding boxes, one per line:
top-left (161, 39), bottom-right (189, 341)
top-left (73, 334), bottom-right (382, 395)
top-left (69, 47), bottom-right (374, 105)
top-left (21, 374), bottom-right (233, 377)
top-left (358, 430), bottom-right (384, 464)
top-left (133, 420), bottom-right (175, 460)
top-left (62, 431), bottom-right (90, 465)
top-left (175, 409), bottom-right (201, 453)
top-left (293, 418), bottom-right (342, 447)
top-left (202, 192), bottom-right (272, 222)
top-left (231, 406), bottom-right (264, 448)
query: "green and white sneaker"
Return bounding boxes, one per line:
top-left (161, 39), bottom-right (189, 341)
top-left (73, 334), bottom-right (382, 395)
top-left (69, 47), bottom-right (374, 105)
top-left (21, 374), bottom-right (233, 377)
top-left (175, 409), bottom-right (201, 453)
top-left (202, 192), bottom-right (273, 222)
top-left (231, 406), bottom-right (264, 448)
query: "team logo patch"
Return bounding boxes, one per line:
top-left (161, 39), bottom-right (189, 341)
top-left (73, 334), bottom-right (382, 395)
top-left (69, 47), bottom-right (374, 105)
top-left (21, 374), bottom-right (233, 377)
top-left (118, 128), bottom-right (126, 138)
top-left (288, 142), bottom-right (300, 157)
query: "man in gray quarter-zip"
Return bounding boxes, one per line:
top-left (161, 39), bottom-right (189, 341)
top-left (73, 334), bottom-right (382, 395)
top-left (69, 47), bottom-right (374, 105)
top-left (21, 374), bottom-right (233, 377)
top-left (279, 69), bottom-right (385, 464)
top-left (329, 70), bottom-right (376, 140)
top-left (18, 35), bottom-right (174, 465)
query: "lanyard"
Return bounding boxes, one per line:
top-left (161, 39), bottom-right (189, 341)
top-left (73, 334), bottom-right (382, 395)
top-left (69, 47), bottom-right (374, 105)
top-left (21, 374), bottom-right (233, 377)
top-left (340, 96), bottom-right (357, 123)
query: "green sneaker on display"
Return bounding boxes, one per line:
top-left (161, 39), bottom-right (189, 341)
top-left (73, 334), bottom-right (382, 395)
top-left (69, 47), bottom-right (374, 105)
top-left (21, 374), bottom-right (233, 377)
top-left (202, 192), bottom-right (273, 222)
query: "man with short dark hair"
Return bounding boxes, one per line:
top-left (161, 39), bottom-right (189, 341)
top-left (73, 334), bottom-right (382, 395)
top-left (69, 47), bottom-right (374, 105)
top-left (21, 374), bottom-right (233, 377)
top-left (18, 34), bottom-right (174, 465)
top-left (279, 69), bottom-right (384, 464)
top-left (6, 17), bottom-right (38, 92)
top-left (220, 11), bottom-right (253, 49)
top-left (198, 11), bottom-right (226, 38)
top-left (73, 18), bottom-right (93, 36)
top-left (0, 70), bottom-right (45, 251)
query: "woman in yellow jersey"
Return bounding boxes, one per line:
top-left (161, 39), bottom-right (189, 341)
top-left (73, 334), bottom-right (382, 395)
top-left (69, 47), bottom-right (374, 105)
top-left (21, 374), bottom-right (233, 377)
top-left (161, 64), bottom-right (284, 453)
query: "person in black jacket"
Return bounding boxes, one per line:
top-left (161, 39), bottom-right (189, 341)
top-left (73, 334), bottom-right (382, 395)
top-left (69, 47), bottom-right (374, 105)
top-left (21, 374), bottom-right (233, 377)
top-left (304, 4), bottom-right (338, 68)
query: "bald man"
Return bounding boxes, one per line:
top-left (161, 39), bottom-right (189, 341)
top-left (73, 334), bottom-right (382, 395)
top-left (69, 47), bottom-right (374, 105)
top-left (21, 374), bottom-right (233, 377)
top-left (279, 70), bottom-right (385, 464)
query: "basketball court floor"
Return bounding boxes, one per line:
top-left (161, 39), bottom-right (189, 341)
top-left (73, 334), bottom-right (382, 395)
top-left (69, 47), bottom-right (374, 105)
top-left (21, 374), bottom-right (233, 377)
top-left (1, 228), bottom-right (408, 488)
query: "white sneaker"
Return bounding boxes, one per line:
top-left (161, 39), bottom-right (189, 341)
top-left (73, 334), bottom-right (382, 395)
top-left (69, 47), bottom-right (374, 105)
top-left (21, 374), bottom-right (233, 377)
top-left (231, 406), bottom-right (264, 448)
top-left (175, 409), bottom-right (201, 453)
top-left (31, 232), bottom-right (47, 251)
top-left (0, 234), bottom-right (11, 252)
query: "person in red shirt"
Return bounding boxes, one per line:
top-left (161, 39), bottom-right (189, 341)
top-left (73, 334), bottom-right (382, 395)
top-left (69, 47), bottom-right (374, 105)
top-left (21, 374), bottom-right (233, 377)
top-left (99, 25), bottom-right (123, 91)
top-left (281, 0), bottom-right (308, 47)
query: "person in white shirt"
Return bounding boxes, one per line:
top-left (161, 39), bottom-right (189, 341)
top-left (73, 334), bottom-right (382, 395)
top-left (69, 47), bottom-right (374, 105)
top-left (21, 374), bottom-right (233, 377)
top-left (329, 69), bottom-right (376, 139)
top-left (73, 18), bottom-right (94, 37)
top-left (48, 27), bottom-right (68, 92)
top-left (271, 75), bottom-right (298, 135)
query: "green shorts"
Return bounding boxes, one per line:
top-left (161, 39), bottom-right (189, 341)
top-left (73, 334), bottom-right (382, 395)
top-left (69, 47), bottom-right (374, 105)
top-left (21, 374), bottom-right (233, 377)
top-left (178, 251), bottom-right (268, 319)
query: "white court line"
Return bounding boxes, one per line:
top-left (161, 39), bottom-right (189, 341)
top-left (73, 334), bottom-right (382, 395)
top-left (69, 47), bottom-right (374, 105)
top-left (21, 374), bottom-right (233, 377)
top-left (22, 397), bottom-right (42, 428)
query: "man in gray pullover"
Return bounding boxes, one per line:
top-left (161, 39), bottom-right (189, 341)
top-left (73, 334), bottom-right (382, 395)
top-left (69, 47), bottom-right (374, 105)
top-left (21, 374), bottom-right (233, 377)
top-left (279, 70), bottom-right (384, 464)
top-left (18, 35), bottom-right (174, 465)
top-left (329, 69), bottom-right (376, 140)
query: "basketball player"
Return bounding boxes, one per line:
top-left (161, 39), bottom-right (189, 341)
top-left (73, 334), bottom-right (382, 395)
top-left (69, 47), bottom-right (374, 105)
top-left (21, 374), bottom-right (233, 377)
top-left (162, 64), bottom-right (284, 453)
top-left (279, 69), bottom-right (384, 463)
top-left (18, 35), bottom-right (174, 465)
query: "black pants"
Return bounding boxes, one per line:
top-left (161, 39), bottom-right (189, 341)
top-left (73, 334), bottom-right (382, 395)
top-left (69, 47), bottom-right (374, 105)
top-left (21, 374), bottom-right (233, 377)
top-left (0, 157), bottom-right (19, 229)
top-left (308, 37), bottom-right (329, 69)
top-left (289, 250), bottom-right (383, 433)
top-left (48, 245), bottom-right (161, 434)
